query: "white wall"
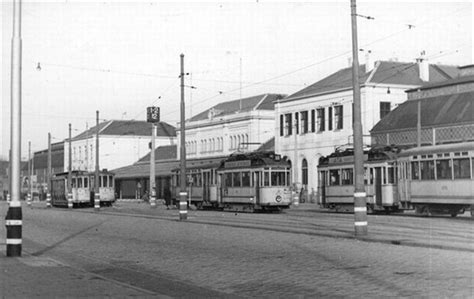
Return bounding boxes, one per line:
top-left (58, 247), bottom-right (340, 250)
top-left (275, 85), bottom-right (410, 193)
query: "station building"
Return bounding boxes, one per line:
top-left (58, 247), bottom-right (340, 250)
top-left (65, 120), bottom-right (176, 172)
top-left (275, 57), bottom-right (460, 198)
top-left (371, 64), bottom-right (474, 147)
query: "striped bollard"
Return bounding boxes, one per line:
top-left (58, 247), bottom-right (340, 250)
top-left (46, 192), bottom-right (51, 208)
top-left (7, 193), bottom-right (11, 202)
top-left (354, 192), bottom-right (368, 236)
top-left (27, 193), bottom-right (32, 207)
top-left (67, 193), bottom-right (73, 209)
top-left (293, 193), bottom-right (299, 207)
top-left (179, 192), bottom-right (187, 220)
top-left (150, 189), bottom-right (156, 208)
top-left (5, 200), bottom-right (22, 256)
top-left (94, 193), bottom-right (100, 211)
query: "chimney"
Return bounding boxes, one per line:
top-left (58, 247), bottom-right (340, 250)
top-left (416, 51), bottom-right (429, 81)
top-left (365, 50), bottom-right (374, 73)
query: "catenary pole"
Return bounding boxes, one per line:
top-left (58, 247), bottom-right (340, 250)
top-left (350, 0), bottom-right (368, 236)
top-left (46, 133), bottom-right (52, 207)
top-left (27, 141), bottom-right (31, 207)
top-left (94, 111), bottom-right (100, 211)
top-left (179, 54), bottom-right (188, 220)
top-left (6, 0), bottom-right (23, 257)
top-left (68, 123), bottom-right (73, 208)
top-left (150, 123), bottom-right (156, 208)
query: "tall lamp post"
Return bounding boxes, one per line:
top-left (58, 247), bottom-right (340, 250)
top-left (147, 106), bottom-right (160, 208)
top-left (350, 0), bottom-right (368, 236)
top-left (179, 54), bottom-right (188, 220)
top-left (6, 0), bottom-right (23, 257)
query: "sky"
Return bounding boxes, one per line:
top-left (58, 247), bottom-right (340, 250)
top-left (1, 0), bottom-right (472, 160)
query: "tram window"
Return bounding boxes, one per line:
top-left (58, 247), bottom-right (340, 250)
top-left (329, 169), bottom-right (340, 186)
top-left (387, 167), bottom-right (395, 184)
top-left (242, 172), bottom-right (251, 187)
top-left (84, 177), bottom-right (89, 188)
top-left (271, 171), bottom-right (285, 186)
top-left (382, 168), bottom-right (387, 184)
top-left (453, 158), bottom-right (470, 179)
top-left (72, 178), bottom-right (77, 188)
top-left (264, 172), bottom-right (270, 186)
top-left (224, 173), bottom-right (232, 187)
top-left (103, 176), bottom-right (108, 188)
top-left (233, 172), bottom-right (241, 187)
top-left (420, 161), bottom-right (435, 180)
top-left (363, 168), bottom-right (368, 184)
top-left (411, 162), bottom-right (419, 180)
top-left (77, 177), bottom-right (83, 188)
top-left (369, 168), bottom-right (374, 184)
top-left (109, 175), bottom-right (114, 187)
top-left (436, 160), bottom-right (452, 180)
top-left (341, 168), bottom-right (353, 185)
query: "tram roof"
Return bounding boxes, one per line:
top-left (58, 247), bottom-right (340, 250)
top-left (397, 142), bottom-right (474, 157)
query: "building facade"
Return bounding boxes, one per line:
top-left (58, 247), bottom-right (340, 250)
top-left (177, 94), bottom-right (285, 160)
top-left (65, 120), bottom-right (176, 172)
top-left (275, 59), bottom-right (460, 197)
top-left (371, 65), bottom-right (474, 147)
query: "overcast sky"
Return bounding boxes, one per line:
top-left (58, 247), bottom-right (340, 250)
top-left (1, 0), bottom-right (472, 160)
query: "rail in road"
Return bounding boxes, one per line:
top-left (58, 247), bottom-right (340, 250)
top-left (68, 202), bottom-right (474, 253)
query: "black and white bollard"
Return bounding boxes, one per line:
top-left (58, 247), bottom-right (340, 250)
top-left (26, 193), bottom-right (32, 207)
top-left (46, 192), bottom-right (51, 208)
top-left (7, 193), bottom-right (10, 202)
top-left (94, 193), bottom-right (100, 211)
top-left (150, 189), bottom-right (156, 208)
top-left (5, 200), bottom-right (22, 256)
top-left (67, 192), bottom-right (73, 209)
top-left (179, 192), bottom-right (187, 220)
top-left (354, 192), bottom-right (368, 235)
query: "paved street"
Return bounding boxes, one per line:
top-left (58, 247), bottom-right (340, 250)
top-left (1, 201), bottom-right (473, 298)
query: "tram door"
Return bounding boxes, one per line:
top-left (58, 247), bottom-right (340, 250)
top-left (254, 171), bottom-right (260, 205)
top-left (202, 171), bottom-right (210, 202)
top-left (319, 171), bottom-right (327, 206)
top-left (374, 167), bottom-right (383, 206)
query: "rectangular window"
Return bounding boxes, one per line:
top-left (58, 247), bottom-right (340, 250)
top-left (387, 167), bottom-right (396, 184)
top-left (453, 158), bottom-right (470, 179)
top-left (280, 115), bottom-right (284, 136)
top-left (295, 112), bottom-right (299, 134)
top-left (311, 110), bottom-right (315, 132)
top-left (420, 160), bottom-right (435, 180)
top-left (380, 102), bottom-right (391, 119)
top-left (328, 107), bottom-right (333, 130)
top-left (341, 168), bottom-right (353, 185)
top-left (301, 111), bottom-right (308, 133)
top-left (436, 160), bottom-right (452, 180)
top-left (224, 173), bottom-right (232, 187)
top-left (317, 108), bottom-right (325, 132)
top-left (242, 172), bottom-right (251, 187)
top-left (72, 178), bottom-right (77, 188)
top-left (329, 169), bottom-right (340, 186)
top-left (232, 172), bottom-right (241, 187)
top-left (411, 161), bottom-right (419, 180)
top-left (78, 177), bottom-right (83, 188)
top-left (334, 105), bottom-right (343, 130)
top-left (285, 113), bottom-right (292, 136)
top-left (264, 171), bottom-right (270, 186)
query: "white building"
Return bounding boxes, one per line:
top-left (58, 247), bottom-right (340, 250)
top-left (177, 94), bottom-right (285, 160)
top-left (275, 59), bottom-right (460, 197)
top-left (64, 120), bottom-right (176, 172)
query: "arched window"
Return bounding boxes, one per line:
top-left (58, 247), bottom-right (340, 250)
top-left (302, 159), bottom-right (308, 185)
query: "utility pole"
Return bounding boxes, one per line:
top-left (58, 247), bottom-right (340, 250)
top-left (94, 111), bottom-right (100, 211)
top-left (293, 116), bottom-right (299, 206)
top-left (350, 0), bottom-right (368, 236)
top-left (6, 0), bottom-right (22, 257)
top-left (27, 141), bottom-right (31, 207)
top-left (68, 123), bottom-right (73, 209)
top-left (150, 123), bottom-right (156, 208)
top-left (179, 54), bottom-right (188, 220)
top-left (46, 133), bottom-right (52, 208)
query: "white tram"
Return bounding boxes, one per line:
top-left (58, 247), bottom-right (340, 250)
top-left (318, 147), bottom-right (402, 213)
top-left (397, 142), bottom-right (474, 217)
top-left (51, 170), bottom-right (115, 207)
top-left (215, 151), bottom-right (292, 212)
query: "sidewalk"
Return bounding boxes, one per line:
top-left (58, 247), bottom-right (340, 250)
top-left (0, 249), bottom-right (165, 298)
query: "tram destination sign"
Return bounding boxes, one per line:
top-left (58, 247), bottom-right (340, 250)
top-left (225, 160), bottom-right (251, 168)
top-left (328, 154), bottom-right (368, 164)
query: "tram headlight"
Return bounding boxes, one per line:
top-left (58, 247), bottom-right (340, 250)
top-left (275, 195), bottom-right (282, 202)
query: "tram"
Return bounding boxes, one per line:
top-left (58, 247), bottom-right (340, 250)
top-left (318, 147), bottom-right (403, 213)
top-left (50, 170), bottom-right (115, 207)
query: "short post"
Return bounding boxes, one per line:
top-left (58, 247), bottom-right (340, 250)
top-left (46, 191), bottom-right (51, 208)
top-left (26, 193), bottom-right (31, 207)
top-left (179, 191), bottom-right (188, 220)
top-left (67, 192), bottom-right (73, 209)
top-left (7, 193), bottom-right (11, 202)
top-left (5, 200), bottom-right (22, 256)
top-left (150, 187), bottom-right (156, 208)
top-left (94, 192), bottom-right (100, 211)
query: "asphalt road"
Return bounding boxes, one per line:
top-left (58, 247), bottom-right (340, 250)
top-left (1, 201), bottom-right (473, 298)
